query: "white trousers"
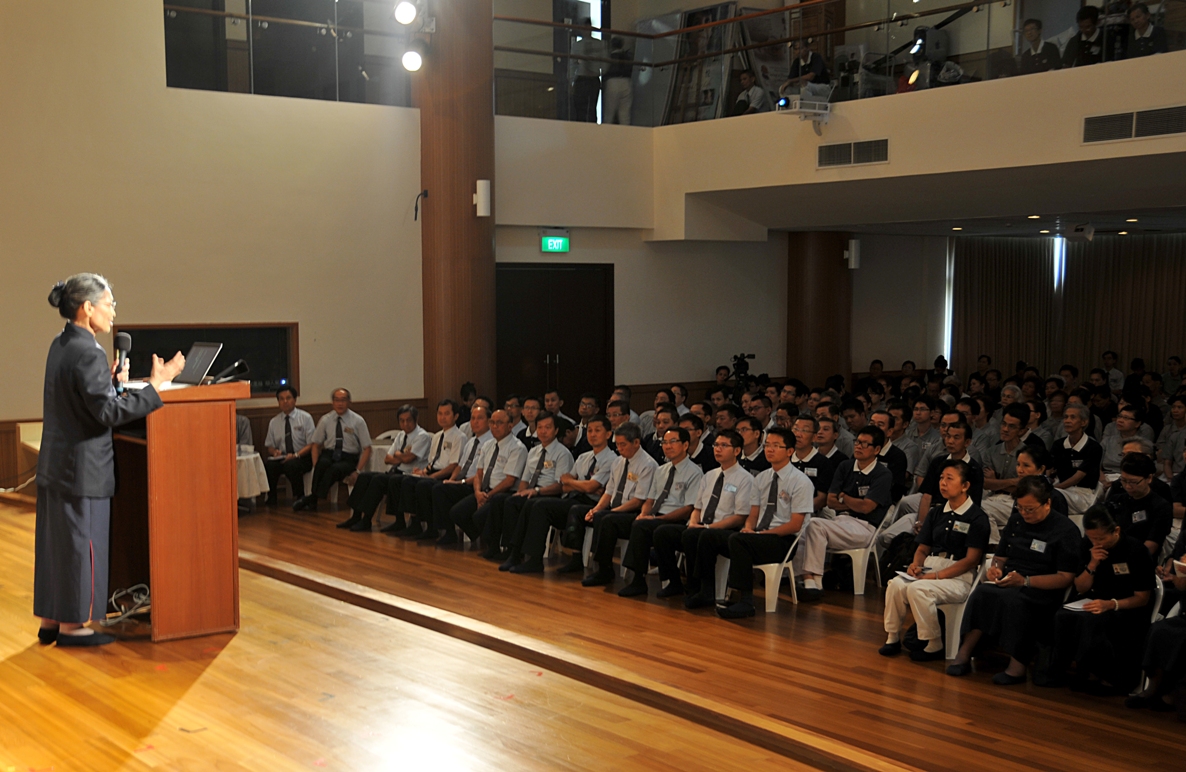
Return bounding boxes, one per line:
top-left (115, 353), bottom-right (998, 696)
top-left (878, 493), bottom-right (923, 547)
top-left (981, 494), bottom-right (1014, 543)
top-left (883, 555), bottom-right (974, 642)
top-left (794, 514), bottom-right (875, 577)
top-left (1061, 485), bottom-right (1098, 515)
top-left (604, 77), bottom-right (633, 125)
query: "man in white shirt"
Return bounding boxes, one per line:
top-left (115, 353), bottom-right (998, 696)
top-left (733, 68), bottom-right (770, 115)
top-left (262, 385), bottom-right (316, 506)
top-left (442, 410), bottom-right (527, 547)
top-left (294, 388), bottom-right (372, 512)
top-left (490, 412), bottom-right (575, 563)
top-left (376, 400), bottom-right (465, 535)
top-left (341, 404), bottom-right (432, 530)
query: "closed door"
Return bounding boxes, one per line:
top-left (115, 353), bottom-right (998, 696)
top-left (496, 263), bottom-right (613, 404)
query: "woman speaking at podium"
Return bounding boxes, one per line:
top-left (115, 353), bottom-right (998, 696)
top-left (35, 274), bottom-right (185, 646)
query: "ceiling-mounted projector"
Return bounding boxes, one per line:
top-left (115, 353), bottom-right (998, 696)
top-left (1067, 223), bottom-right (1094, 242)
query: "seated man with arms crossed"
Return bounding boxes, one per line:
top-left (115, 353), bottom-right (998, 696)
top-left (616, 426), bottom-right (705, 597)
top-left (881, 460), bottom-right (989, 661)
top-left (489, 411), bottom-right (574, 563)
top-left (293, 388), bottom-right (372, 513)
top-left (715, 428), bottom-right (815, 618)
top-left (341, 404), bottom-right (431, 530)
top-left (505, 416), bottom-right (616, 574)
top-left (262, 385), bottom-right (315, 506)
top-left (371, 400), bottom-right (463, 535)
top-left (794, 426), bottom-right (894, 601)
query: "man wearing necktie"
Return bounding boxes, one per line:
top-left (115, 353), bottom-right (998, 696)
top-left (416, 406), bottom-right (494, 542)
top-left (566, 423), bottom-right (659, 585)
top-left (441, 410), bottom-right (527, 547)
top-left (650, 429), bottom-right (753, 605)
top-left (262, 386), bottom-right (316, 506)
top-left (715, 428), bottom-right (815, 618)
top-left (295, 389), bottom-right (372, 512)
top-left (340, 404), bottom-right (439, 532)
top-left (506, 416), bottom-right (616, 574)
top-left (616, 426), bottom-right (705, 597)
top-left (490, 412), bottom-right (574, 564)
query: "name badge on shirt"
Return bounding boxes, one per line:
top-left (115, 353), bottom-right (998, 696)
top-left (1072, 460), bottom-right (1083, 468)
top-left (444, 441), bottom-right (453, 450)
top-left (627, 472), bottom-right (638, 482)
top-left (1113, 563), bottom-right (1130, 575)
top-left (805, 467), bottom-right (817, 477)
top-left (725, 483), bottom-right (738, 493)
top-left (857, 485), bottom-right (870, 497)
top-left (543, 460), bottom-right (555, 469)
top-left (1132, 510), bottom-right (1147, 523)
top-left (345, 427), bottom-right (355, 434)
top-left (952, 521), bottom-right (970, 534)
top-left (1030, 539), bottom-right (1047, 553)
top-left (779, 490), bottom-right (791, 502)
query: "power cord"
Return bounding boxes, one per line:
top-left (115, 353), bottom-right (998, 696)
top-left (101, 584), bottom-right (151, 626)
top-left (1, 471), bottom-right (36, 494)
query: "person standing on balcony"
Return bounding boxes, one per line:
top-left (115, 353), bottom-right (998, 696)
top-left (1018, 19), bottom-right (1061, 74)
top-left (1063, 6), bottom-right (1104, 68)
top-left (603, 37), bottom-right (633, 124)
top-left (570, 18), bottom-right (604, 122)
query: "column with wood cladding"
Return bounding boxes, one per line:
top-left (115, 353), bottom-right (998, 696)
top-left (786, 232), bottom-right (852, 389)
top-left (415, 0), bottom-right (496, 403)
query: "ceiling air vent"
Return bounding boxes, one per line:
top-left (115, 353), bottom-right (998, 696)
top-left (818, 139), bottom-right (887, 168)
top-left (1135, 106), bottom-right (1186, 138)
top-left (1083, 113), bottom-right (1134, 143)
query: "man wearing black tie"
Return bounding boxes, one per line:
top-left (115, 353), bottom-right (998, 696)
top-left (294, 388), bottom-right (372, 512)
top-left (262, 386), bottom-right (316, 506)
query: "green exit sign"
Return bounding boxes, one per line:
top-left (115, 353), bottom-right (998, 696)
top-left (541, 236), bottom-right (570, 253)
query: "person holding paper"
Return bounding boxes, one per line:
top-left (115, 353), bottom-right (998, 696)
top-left (880, 460), bottom-right (989, 661)
top-left (948, 475), bottom-right (1082, 685)
top-left (1045, 505), bottom-right (1154, 694)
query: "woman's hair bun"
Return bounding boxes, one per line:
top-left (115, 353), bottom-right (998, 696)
top-left (48, 281), bottom-right (66, 308)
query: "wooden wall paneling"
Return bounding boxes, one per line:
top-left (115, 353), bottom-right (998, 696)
top-left (416, 0), bottom-right (497, 404)
top-left (786, 232), bottom-right (852, 389)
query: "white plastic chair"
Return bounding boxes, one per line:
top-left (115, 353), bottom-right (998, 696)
top-left (830, 504), bottom-right (897, 596)
top-left (616, 538), bottom-right (630, 578)
top-left (581, 527), bottom-right (594, 567)
top-left (543, 525), bottom-right (561, 559)
top-left (715, 558), bottom-right (730, 601)
top-left (755, 533), bottom-right (803, 612)
top-left (276, 469), bottom-right (314, 501)
top-left (938, 555), bottom-right (991, 659)
top-left (375, 429), bottom-right (399, 442)
top-left (1150, 574), bottom-right (1165, 623)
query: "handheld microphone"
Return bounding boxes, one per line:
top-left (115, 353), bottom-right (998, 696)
top-left (114, 332), bottom-right (132, 393)
top-left (212, 359), bottom-right (250, 384)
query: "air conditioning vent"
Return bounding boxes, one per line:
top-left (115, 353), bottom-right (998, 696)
top-left (818, 143), bottom-right (852, 167)
top-left (853, 139), bottom-right (889, 164)
top-left (818, 139), bottom-right (887, 168)
top-left (1083, 113), bottom-right (1134, 143)
top-left (1135, 106), bottom-right (1186, 138)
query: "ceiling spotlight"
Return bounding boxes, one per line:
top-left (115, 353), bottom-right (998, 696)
top-left (1040, 229), bottom-right (1050, 234)
top-left (1119, 231), bottom-right (1129, 235)
top-left (1027, 215), bottom-right (1040, 219)
top-left (952, 227), bottom-right (963, 231)
top-left (1126, 218), bottom-right (1138, 222)
top-left (394, 1), bottom-right (418, 25)
top-left (402, 38), bottom-right (427, 71)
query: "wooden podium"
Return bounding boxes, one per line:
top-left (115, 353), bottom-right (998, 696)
top-left (110, 381), bottom-right (248, 642)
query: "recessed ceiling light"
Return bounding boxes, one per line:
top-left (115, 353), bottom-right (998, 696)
top-left (952, 227), bottom-right (962, 231)
top-left (1040, 230), bottom-right (1050, 234)
top-left (1126, 218), bottom-right (1138, 223)
top-left (1119, 231), bottom-right (1129, 235)
top-left (1027, 215), bottom-right (1040, 219)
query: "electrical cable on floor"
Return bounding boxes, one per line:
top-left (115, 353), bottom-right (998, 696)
top-left (101, 584), bottom-right (151, 626)
top-left (1, 472), bottom-right (36, 494)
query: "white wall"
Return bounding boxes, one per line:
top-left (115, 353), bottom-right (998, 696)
top-left (496, 226), bottom-right (788, 382)
top-left (0, 1), bottom-right (424, 420)
top-left (850, 234), bottom-right (949, 371)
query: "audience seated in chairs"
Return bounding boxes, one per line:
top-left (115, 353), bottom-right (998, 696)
top-left (293, 388), bottom-right (372, 513)
top-left (262, 385), bottom-right (315, 506)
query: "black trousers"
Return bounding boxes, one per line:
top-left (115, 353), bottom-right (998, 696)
top-left (347, 471), bottom-right (398, 518)
top-left (653, 523), bottom-right (689, 585)
top-left (406, 476), bottom-right (443, 525)
top-left (572, 75), bottom-right (600, 122)
top-left (520, 496), bottom-right (590, 562)
top-left (432, 483), bottom-right (474, 533)
top-left (450, 491), bottom-right (509, 542)
top-left (263, 453), bottom-right (312, 500)
top-left (311, 452), bottom-right (359, 499)
top-left (622, 517), bottom-right (674, 575)
top-left (693, 528), bottom-right (737, 596)
top-left (565, 505), bottom-right (616, 567)
top-left (727, 532), bottom-right (796, 594)
top-left (591, 512), bottom-right (640, 570)
top-left (500, 494), bottom-right (536, 557)
top-left (653, 525), bottom-right (731, 593)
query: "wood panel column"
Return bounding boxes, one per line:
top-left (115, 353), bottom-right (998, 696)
top-left (414, 0), bottom-right (496, 403)
top-left (786, 232), bottom-right (852, 389)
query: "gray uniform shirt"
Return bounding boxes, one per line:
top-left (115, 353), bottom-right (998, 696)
top-left (311, 409), bottom-right (371, 455)
top-left (751, 463), bottom-right (815, 529)
top-left (383, 425), bottom-right (433, 473)
top-left (694, 464), bottom-right (755, 522)
top-left (521, 440), bottom-right (575, 489)
top-left (604, 451), bottom-right (659, 506)
top-left (477, 433), bottom-right (528, 488)
top-left (647, 457), bottom-right (705, 515)
top-left (425, 426), bottom-right (466, 472)
top-left (986, 440), bottom-right (1023, 479)
top-left (457, 431), bottom-right (493, 480)
top-left (908, 426), bottom-right (944, 476)
top-left (265, 408), bottom-right (316, 452)
top-left (573, 446), bottom-right (617, 489)
top-left (1158, 422), bottom-right (1186, 476)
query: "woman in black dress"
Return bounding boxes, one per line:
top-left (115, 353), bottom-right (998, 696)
top-left (35, 274), bottom-right (184, 646)
top-left (948, 475), bottom-right (1082, 684)
top-left (1047, 505), bottom-right (1154, 694)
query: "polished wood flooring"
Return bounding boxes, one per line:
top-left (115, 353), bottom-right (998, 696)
top-left (0, 503), bottom-right (815, 771)
top-left (231, 500), bottom-right (1185, 772)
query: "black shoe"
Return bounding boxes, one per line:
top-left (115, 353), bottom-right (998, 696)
top-left (582, 570), bottom-right (614, 587)
top-left (498, 556), bottom-right (520, 572)
top-left (992, 671), bottom-right (1027, 686)
top-left (1124, 694), bottom-right (1153, 710)
top-left (910, 648), bottom-right (946, 662)
top-left (293, 496), bottom-right (317, 512)
top-left (799, 588), bottom-right (824, 602)
top-left (717, 601), bottom-right (756, 619)
top-left (557, 555), bottom-right (585, 574)
top-left (401, 521), bottom-right (425, 539)
top-left (37, 627), bottom-right (59, 645)
top-left (482, 548), bottom-right (507, 562)
top-left (336, 514), bottom-right (362, 529)
top-left (879, 642), bottom-right (902, 657)
top-left (618, 580), bottom-right (648, 598)
top-left (902, 635), bottom-right (927, 653)
top-left (57, 631), bottom-right (117, 647)
top-left (946, 662), bottom-right (972, 677)
top-left (509, 560), bottom-right (544, 574)
top-left (436, 532), bottom-right (458, 546)
top-left (656, 582), bottom-right (685, 598)
top-left (379, 520), bottom-right (404, 534)
top-left (684, 592), bottom-right (713, 610)
top-left (414, 529), bottom-right (440, 542)
top-left (265, 495), bottom-right (278, 507)
top-left (349, 518), bottom-right (374, 532)
top-left (1033, 671), bottom-right (1064, 689)
top-left (1083, 680), bottom-right (1122, 698)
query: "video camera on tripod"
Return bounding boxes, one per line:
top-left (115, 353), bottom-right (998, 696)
top-left (729, 353), bottom-right (769, 404)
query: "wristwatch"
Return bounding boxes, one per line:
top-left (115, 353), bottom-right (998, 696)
top-left (1023, 576), bottom-right (1031, 588)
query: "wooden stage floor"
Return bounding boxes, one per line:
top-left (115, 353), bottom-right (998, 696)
top-left (4, 498), bottom-right (1183, 770)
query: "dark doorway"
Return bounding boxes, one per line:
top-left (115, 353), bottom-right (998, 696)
top-left (496, 263), bottom-right (614, 404)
